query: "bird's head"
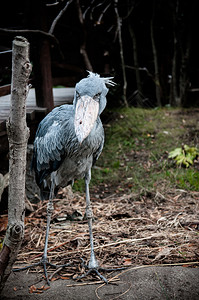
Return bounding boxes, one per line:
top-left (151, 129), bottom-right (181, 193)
top-left (74, 71), bottom-right (115, 143)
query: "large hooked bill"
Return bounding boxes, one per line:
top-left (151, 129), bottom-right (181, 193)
top-left (74, 95), bottom-right (99, 143)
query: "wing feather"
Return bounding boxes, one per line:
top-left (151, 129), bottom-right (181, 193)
top-left (32, 104), bottom-right (105, 189)
top-left (32, 105), bottom-right (75, 185)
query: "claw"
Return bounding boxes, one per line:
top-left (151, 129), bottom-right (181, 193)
top-left (75, 258), bottom-right (127, 284)
top-left (13, 257), bottom-right (71, 285)
top-left (76, 268), bottom-right (108, 284)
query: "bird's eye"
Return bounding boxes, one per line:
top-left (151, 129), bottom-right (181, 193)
top-left (76, 92), bottom-right (81, 99)
top-left (94, 93), bottom-right (101, 101)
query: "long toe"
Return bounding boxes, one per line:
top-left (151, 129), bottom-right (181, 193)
top-left (75, 257), bottom-right (127, 283)
top-left (13, 258), bottom-right (71, 285)
top-left (75, 268), bottom-right (108, 284)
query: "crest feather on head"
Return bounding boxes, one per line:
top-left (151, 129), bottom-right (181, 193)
top-left (87, 71), bottom-right (116, 87)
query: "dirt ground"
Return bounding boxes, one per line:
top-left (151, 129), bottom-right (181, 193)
top-left (1, 186), bottom-right (199, 299)
top-left (1, 265), bottom-right (199, 299)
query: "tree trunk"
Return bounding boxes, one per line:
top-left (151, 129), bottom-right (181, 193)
top-left (114, 0), bottom-right (128, 107)
top-left (170, 4), bottom-right (180, 107)
top-left (170, 35), bottom-right (179, 106)
top-left (0, 36), bottom-right (31, 292)
top-left (128, 22), bottom-right (143, 106)
top-left (150, 1), bottom-right (162, 107)
top-left (179, 44), bottom-right (190, 106)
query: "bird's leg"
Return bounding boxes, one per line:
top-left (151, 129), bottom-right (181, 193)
top-left (13, 172), bottom-right (70, 285)
top-left (41, 177), bottom-right (55, 283)
top-left (76, 171), bottom-right (127, 283)
top-left (85, 175), bottom-right (98, 270)
top-left (76, 171), bottom-right (108, 283)
top-left (43, 174), bottom-right (56, 264)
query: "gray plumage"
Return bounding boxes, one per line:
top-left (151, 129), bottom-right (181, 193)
top-left (32, 72), bottom-right (114, 197)
top-left (14, 72), bottom-right (116, 284)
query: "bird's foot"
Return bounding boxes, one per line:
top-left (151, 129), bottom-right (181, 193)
top-left (75, 258), bottom-right (126, 284)
top-left (13, 256), bottom-right (71, 285)
top-left (75, 258), bottom-right (108, 283)
top-left (76, 267), bottom-right (109, 283)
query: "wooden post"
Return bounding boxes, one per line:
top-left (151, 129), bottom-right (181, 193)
top-left (33, 38), bottom-right (54, 111)
top-left (0, 36), bottom-right (32, 291)
top-left (29, 0), bottom-right (54, 112)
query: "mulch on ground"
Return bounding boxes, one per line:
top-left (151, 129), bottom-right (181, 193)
top-left (4, 184), bottom-right (197, 289)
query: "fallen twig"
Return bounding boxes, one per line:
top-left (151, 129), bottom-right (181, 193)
top-left (66, 278), bottom-right (120, 287)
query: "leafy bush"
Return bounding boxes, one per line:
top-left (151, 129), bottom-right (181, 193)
top-left (169, 145), bottom-right (199, 167)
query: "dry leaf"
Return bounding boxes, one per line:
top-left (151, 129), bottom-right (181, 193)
top-left (173, 194), bottom-right (181, 201)
top-left (29, 285), bottom-right (37, 294)
top-left (51, 277), bottom-right (59, 281)
top-left (155, 247), bottom-right (171, 260)
top-left (43, 286), bottom-right (51, 291)
top-left (182, 264), bottom-right (191, 268)
top-left (37, 285), bottom-right (45, 290)
top-left (60, 276), bottom-right (70, 280)
top-left (123, 258), bottom-right (132, 266)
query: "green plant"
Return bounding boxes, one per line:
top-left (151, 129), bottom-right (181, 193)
top-left (72, 108), bottom-right (199, 194)
top-left (169, 145), bottom-right (199, 167)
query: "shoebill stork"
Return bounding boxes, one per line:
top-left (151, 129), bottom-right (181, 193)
top-left (28, 72), bottom-right (115, 284)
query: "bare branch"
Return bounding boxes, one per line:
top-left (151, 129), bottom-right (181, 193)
top-left (75, 0), bottom-right (93, 71)
top-left (0, 28), bottom-right (59, 46)
top-left (0, 28), bottom-right (64, 60)
top-left (97, 3), bottom-right (111, 24)
top-left (49, 0), bottom-right (74, 35)
top-left (125, 65), bottom-right (154, 80)
top-left (83, 0), bottom-right (95, 19)
top-left (46, 1), bottom-right (60, 6)
top-left (90, 0), bottom-right (108, 21)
